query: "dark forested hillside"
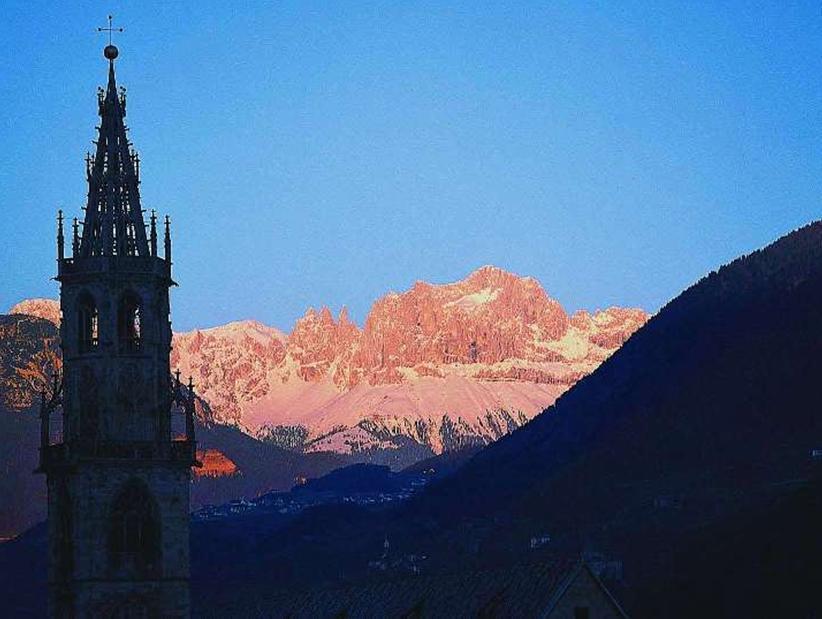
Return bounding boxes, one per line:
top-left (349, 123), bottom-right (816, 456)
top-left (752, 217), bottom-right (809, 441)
top-left (0, 314), bottom-right (58, 538)
top-left (0, 408), bottom-right (43, 540)
top-left (433, 220), bottom-right (822, 513)
top-left (466, 221), bottom-right (820, 507)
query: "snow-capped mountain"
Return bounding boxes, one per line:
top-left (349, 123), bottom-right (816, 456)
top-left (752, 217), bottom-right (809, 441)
top-left (169, 266), bottom-right (647, 454)
top-left (7, 267), bottom-right (646, 455)
top-left (8, 298), bottom-right (62, 326)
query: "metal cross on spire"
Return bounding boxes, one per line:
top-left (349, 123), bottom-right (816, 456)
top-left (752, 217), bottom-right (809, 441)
top-left (97, 14), bottom-right (123, 46)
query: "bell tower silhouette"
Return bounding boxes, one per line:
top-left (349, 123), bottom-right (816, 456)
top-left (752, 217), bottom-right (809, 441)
top-left (38, 23), bottom-right (198, 618)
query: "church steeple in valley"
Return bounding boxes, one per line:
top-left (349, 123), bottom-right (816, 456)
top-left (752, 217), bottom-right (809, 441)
top-left (38, 26), bottom-right (198, 618)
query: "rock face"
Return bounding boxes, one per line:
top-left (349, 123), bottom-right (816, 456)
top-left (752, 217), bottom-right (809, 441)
top-left (194, 449), bottom-right (239, 478)
top-left (7, 268), bottom-right (647, 455)
top-left (0, 314), bottom-right (61, 411)
top-left (8, 299), bottom-right (61, 326)
top-left (171, 321), bottom-right (288, 428)
top-left (170, 266), bottom-right (647, 454)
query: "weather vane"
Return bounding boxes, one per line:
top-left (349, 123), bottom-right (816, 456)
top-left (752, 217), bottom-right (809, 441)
top-left (97, 15), bottom-right (123, 59)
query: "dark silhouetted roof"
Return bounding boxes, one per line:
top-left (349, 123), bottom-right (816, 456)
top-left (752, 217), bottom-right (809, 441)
top-left (200, 558), bottom-right (628, 618)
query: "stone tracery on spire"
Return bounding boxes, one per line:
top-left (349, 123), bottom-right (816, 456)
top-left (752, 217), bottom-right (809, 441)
top-left (78, 46), bottom-right (149, 258)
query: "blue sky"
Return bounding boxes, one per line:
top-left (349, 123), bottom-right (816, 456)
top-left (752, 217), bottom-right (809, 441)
top-left (1, 2), bottom-right (820, 331)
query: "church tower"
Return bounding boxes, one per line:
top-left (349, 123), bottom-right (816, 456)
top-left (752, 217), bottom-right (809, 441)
top-left (38, 34), bottom-right (198, 618)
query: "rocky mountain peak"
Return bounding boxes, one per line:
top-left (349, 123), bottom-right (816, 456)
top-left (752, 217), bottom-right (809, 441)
top-left (7, 266), bottom-right (647, 454)
top-left (337, 306), bottom-right (354, 327)
top-left (8, 299), bottom-right (60, 326)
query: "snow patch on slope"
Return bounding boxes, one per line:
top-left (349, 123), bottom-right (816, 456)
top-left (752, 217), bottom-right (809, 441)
top-left (446, 287), bottom-right (501, 311)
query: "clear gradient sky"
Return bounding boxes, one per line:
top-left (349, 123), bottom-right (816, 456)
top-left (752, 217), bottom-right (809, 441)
top-left (1, 2), bottom-right (820, 331)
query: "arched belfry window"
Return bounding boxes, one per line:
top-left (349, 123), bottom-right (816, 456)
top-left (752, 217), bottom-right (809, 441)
top-left (107, 479), bottom-right (161, 576)
top-left (78, 293), bottom-right (98, 353)
top-left (118, 292), bottom-right (142, 352)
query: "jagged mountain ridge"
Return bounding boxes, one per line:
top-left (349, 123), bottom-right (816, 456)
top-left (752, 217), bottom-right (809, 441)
top-left (170, 266), bottom-right (646, 453)
top-left (10, 266), bottom-right (647, 454)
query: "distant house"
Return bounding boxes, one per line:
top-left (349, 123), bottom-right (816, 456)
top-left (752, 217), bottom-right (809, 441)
top-left (212, 558), bottom-right (629, 618)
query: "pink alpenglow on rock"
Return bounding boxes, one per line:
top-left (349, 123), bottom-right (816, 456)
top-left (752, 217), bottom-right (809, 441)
top-left (9, 299), bottom-right (61, 326)
top-left (10, 267), bottom-right (648, 455)
top-left (170, 266), bottom-right (648, 454)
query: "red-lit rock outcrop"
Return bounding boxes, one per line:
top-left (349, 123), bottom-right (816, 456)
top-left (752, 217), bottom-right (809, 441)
top-left (194, 449), bottom-right (240, 478)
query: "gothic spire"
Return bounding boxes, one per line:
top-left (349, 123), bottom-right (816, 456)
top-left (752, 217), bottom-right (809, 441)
top-left (78, 43), bottom-right (149, 257)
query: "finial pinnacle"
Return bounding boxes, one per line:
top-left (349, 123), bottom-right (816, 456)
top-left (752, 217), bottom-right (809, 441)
top-left (57, 209), bottom-right (65, 261)
top-left (164, 215), bottom-right (172, 264)
top-left (98, 15), bottom-right (123, 60)
top-left (149, 209), bottom-right (158, 257)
